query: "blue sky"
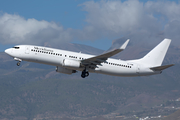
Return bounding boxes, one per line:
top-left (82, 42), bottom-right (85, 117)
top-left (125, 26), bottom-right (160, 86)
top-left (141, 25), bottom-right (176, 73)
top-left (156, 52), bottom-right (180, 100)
top-left (0, 1), bottom-right (85, 27)
top-left (0, 0), bottom-right (180, 51)
top-left (0, 0), bottom-right (89, 51)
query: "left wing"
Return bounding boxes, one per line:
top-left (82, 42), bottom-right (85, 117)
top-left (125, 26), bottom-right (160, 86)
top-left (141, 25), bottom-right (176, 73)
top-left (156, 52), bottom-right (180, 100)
top-left (81, 39), bottom-right (129, 67)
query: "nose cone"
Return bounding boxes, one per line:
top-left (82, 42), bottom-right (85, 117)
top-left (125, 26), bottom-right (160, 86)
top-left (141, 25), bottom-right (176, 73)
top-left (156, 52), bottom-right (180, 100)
top-left (5, 48), bottom-right (11, 55)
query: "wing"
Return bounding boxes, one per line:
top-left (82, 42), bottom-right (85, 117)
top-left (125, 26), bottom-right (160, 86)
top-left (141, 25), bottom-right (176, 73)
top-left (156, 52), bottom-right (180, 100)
top-left (81, 39), bottom-right (130, 67)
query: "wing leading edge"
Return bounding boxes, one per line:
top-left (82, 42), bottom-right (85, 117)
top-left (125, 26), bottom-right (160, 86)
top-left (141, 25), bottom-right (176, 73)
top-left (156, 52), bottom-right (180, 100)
top-left (81, 39), bottom-right (130, 66)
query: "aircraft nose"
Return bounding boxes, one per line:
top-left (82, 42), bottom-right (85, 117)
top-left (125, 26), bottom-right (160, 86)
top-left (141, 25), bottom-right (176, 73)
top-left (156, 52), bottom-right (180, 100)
top-left (5, 48), bottom-right (11, 55)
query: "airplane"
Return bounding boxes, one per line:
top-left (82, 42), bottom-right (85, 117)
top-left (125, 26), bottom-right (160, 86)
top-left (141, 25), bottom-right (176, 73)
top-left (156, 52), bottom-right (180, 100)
top-left (4, 38), bottom-right (174, 78)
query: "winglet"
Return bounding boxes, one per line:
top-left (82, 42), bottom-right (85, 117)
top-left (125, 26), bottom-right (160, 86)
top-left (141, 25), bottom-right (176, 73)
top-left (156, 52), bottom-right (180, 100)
top-left (120, 39), bottom-right (130, 50)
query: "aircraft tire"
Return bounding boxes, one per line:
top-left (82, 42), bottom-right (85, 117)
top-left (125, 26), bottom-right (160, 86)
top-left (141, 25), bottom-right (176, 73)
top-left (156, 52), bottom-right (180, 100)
top-left (81, 69), bottom-right (89, 78)
top-left (85, 72), bottom-right (89, 77)
top-left (81, 74), bottom-right (86, 78)
top-left (17, 62), bottom-right (20, 66)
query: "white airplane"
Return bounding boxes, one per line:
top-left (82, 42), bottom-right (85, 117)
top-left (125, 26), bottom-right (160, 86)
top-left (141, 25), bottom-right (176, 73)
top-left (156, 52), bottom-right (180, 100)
top-left (5, 38), bottom-right (174, 78)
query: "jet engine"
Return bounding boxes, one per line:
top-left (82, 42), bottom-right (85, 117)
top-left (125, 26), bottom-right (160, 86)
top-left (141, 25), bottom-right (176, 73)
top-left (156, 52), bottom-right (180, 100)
top-left (56, 66), bottom-right (76, 74)
top-left (63, 59), bottom-right (80, 69)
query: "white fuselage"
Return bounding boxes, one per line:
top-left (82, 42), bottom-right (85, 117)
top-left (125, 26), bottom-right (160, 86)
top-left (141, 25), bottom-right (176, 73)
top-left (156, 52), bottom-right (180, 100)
top-left (5, 45), bottom-right (160, 77)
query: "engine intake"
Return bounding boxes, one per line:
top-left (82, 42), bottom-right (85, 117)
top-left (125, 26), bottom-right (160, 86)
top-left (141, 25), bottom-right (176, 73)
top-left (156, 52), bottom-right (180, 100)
top-left (63, 59), bottom-right (80, 69)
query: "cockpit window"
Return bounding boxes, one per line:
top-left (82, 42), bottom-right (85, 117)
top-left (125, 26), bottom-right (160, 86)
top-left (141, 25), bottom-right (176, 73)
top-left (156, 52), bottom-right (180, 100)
top-left (13, 47), bottom-right (20, 49)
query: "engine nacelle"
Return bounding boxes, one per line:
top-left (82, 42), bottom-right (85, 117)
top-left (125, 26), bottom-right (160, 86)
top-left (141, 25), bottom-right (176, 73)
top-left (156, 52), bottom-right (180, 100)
top-left (56, 66), bottom-right (76, 74)
top-left (63, 59), bottom-right (80, 69)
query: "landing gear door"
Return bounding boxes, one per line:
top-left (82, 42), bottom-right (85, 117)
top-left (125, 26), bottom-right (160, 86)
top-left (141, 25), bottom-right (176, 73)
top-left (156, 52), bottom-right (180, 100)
top-left (25, 46), bottom-right (30, 54)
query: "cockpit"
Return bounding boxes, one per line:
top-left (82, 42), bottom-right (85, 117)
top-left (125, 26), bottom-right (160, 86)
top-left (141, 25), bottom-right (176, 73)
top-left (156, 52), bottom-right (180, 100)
top-left (13, 47), bottom-right (20, 49)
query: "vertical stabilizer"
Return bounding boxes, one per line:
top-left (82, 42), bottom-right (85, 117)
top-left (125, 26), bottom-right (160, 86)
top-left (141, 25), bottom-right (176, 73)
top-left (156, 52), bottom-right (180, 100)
top-left (137, 39), bottom-right (171, 67)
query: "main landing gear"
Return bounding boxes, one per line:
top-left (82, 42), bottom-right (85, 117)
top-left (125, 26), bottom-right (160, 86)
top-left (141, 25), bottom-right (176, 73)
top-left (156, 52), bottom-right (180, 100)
top-left (81, 69), bottom-right (89, 78)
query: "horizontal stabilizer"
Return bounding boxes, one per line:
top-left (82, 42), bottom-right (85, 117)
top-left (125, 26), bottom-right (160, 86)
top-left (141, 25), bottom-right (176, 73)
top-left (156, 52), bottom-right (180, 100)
top-left (150, 64), bottom-right (174, 71)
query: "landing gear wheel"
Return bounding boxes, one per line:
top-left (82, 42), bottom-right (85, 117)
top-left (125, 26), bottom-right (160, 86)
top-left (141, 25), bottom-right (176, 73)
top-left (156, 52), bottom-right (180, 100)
top-left (85, 72), bottom-right (89, 77)
top-left (81, 74), bottom-right (86, 78)
top-left (17, 62), bottom-right (21, 66)
top-left (81, 69), bottom-right (89, 78)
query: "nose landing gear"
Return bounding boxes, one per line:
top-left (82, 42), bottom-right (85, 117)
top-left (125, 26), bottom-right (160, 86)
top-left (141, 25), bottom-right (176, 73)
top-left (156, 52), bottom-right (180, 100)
top-left (17, 61), bottom-right (21, 66)
top-left (14, 58), bottom-right (22, 66)
top-left (81, 69), bottom-right (89, 78)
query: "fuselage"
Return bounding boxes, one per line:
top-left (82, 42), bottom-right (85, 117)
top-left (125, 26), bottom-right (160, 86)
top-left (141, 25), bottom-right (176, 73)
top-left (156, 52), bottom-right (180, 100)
top-left (5, 45), bottom-right (160, 77)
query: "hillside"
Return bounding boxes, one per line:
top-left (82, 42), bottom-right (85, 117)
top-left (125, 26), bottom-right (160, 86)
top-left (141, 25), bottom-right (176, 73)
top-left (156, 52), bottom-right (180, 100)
top-left (163, 109), bottom-right (180, 120)
top-left (0, 43), bottom-right (180, 120)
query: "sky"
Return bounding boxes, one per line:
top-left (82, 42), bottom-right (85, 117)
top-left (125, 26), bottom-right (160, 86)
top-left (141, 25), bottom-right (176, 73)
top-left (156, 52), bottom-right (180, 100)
top-left (0, 0), bottom-right (180, 51)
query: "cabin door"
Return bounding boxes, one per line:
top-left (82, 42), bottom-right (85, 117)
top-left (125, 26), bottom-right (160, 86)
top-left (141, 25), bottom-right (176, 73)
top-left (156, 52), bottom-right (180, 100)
top-left (25, 46), bottom-right (30, 54)
top-left (136, 65), bottom-right (140, 74)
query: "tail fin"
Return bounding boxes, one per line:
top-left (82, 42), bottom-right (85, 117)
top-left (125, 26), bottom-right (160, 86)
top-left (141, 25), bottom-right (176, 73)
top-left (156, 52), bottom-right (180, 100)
top-left (137, 39), bottom-right (171, 66)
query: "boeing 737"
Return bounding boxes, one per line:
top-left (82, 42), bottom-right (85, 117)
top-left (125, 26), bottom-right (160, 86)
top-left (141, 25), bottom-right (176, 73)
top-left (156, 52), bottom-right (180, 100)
top-left (5, 39), bottom-right (174, 78)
